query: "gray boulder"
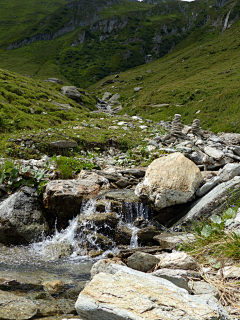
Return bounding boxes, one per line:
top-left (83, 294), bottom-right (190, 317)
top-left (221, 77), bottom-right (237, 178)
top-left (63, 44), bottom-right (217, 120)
top-left (217, 163), bottom-right (240, 182)
top-left (127, 252), bottom-right (160, 272)
top-left (61, 86), bottom-right (82, 102)
top-left (176, 176), bottom-right (240, 226)
top-left (0, 187), bottom-right (49, 245)
top-left (135, 153), bottom-right (202, 211)
top-left (75, 263), bottom-right (232, 320)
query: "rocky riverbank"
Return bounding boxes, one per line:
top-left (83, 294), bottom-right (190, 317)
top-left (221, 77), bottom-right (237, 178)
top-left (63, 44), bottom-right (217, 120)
top-left (1, 114), bottom-right (240, 319)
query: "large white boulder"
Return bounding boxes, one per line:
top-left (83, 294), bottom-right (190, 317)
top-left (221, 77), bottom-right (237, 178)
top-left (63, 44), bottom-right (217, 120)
top-left (135, 153), bottom-right (202, 210)
top-left (75, 263), bottom-right (231, 320)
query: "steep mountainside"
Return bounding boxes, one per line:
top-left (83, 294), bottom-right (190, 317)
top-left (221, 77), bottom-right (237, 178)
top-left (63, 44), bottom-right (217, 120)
top-left (1, 0), bottom-right (240, 88)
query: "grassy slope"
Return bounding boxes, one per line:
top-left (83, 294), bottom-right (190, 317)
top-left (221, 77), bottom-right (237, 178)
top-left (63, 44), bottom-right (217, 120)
top-left (89, 17), bottom-right (240, 133)
top-left (0, 0), bottom-right (69, 47)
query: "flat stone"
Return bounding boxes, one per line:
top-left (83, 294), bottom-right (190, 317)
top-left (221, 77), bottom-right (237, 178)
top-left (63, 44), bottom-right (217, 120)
top-left (218, 163), bottom-right (240, 182)
top-left (75, 264), bottom-right (231, 320)
top-left (176, 176), bottom-right (240, 226)
top-left (159, 251), bottom-right (199, 270)
top-left (127, 252), bottom-right (160, 272)
top-left (152, 268), bottom-right (200, 292)
top-left (204, 146), bottom-right (224, 160)
top-left (153, 233), bottom-right (195, 250)
top-left (0, 290), bottom-right (38, 320)
top-left (189, 280), bottom-right (219, 299)
top-left (196, 176), bottom-right (221, 197)
top-left (50, 140), bottom-right (78, 148)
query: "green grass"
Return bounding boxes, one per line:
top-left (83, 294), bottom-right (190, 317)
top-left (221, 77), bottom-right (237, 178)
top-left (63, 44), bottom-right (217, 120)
top-left (89, 18), bottom-right (240, 133)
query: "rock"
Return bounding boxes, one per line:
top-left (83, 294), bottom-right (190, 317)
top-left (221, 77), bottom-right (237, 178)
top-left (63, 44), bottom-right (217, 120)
top-left (231, 145), bottom-right (240, 156)
top-left (61, 86), bottom-right (82, 102)
top-left (152, 268), bottom-right (200, 292)
top-left (102, 92), bottom-right (112, 101)
top-left (78, 211), bottom-right (119, 228)
top-left (43, 177), bottom-right (106, 228)
top-left (50, 140), bottom-right (78, 148)
top-left (43, 78), bottom-right (63, 84)
top-left (40, 241), bottom-right (73, 260)
top-left (217, 265), bottom-right (240, 278)
top-left (117, 168), bottom-right (145, 178)
top-left (75, 264), bottom-right (231, 320)
top-left (0, 187), bottom-right (49, 245)
top-left (109, 93), bottom-right (120, 103)
top-left (189, 151), bottom-right (205, 165)
top-left (135, 153), bottom-right (202, 211)
top-left (91, 259), bottom-right (126, 279)
top-left (217, 163), bottom-right (240, 182)
top-left (137, 226), bottom-right (160, 244)
top-left (189, 280), bottom-right (219, 299)
top-left (115, 178), bottom-right (130, 188)
top-left (0, 271), bottom-right (43, 291)
top-left (170, 114), bottom-right (183, 136)
top-left (176, 176), bottom-right (240, 226)
top-left (153, 233), bottom-right (195, 250)
top-left (134, 86), bottom-right (143, 92)
top-left (0, 290), bottom-right (38, 320)
top-left (204, 146), bottom-right (224, 160)
top-left (118, 246), bottom-right (163, 259)
top-left (115, 224), bottom-right (133, 245)
top-left (127, 252), bottom-right (160, 272)
top-left (158, 251), bottom-right (199, 270)
top-left (196, 176), bottom-right (221, 197)
top-left (43, 280), bottom-right (64, 294)
top-left (220, 133), bottom-right (240, 145)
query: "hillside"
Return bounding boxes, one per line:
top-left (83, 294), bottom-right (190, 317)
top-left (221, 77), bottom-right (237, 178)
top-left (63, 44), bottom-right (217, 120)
top-left (1, 0), bottom-right (239, 88)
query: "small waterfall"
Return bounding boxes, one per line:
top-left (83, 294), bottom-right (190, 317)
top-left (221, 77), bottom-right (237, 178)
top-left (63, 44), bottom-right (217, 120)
top-left (31, 196), bottom-right (153, 260)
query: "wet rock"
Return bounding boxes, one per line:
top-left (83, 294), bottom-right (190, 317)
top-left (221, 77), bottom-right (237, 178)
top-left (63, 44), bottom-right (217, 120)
top-left (115, 224), bottom-right (133, 245)
top-left (78, 212), bottom-right (119, 229)
top-left (43, 177), bottom-right (106, 228)
top-left (152, 268), bottom-right (200, 292)
top-left (176, 176), bottom-right (240, 226)
top-left (127, 252), bottom-right (160, 272)
top-left (135, 153), bottom-right (202, 211)
top-left (75, 264), bottom-right (231, 320)
top-left (41, 241), bottom-right (73, 260)
top-left (0, 187), bottom-right (49, 245)
top-left (43, 280), bottom-right (65, 294)
top-left (189, 280), bottom-right (219, 299)
top-left (158, 251), bottom-right (199, 270)
top-left (153, 232), bottom-right (195, 250)
top-left (217, 163), bottom-right (240, 182)
top-left (137, 226), bottom-right (160, 244)
top-left (0, 271), bottom-right (43, 291)
top-left (0, 290), bottom-right (38, 320)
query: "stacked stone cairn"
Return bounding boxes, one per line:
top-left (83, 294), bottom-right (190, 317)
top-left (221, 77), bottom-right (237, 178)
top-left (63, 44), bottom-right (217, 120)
top-left (170, 114), bottom-right (183, 136)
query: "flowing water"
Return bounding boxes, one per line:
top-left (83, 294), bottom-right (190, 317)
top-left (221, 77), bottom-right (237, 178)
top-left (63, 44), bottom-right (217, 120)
top-left (0, 195), bottom-right (152, 318)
